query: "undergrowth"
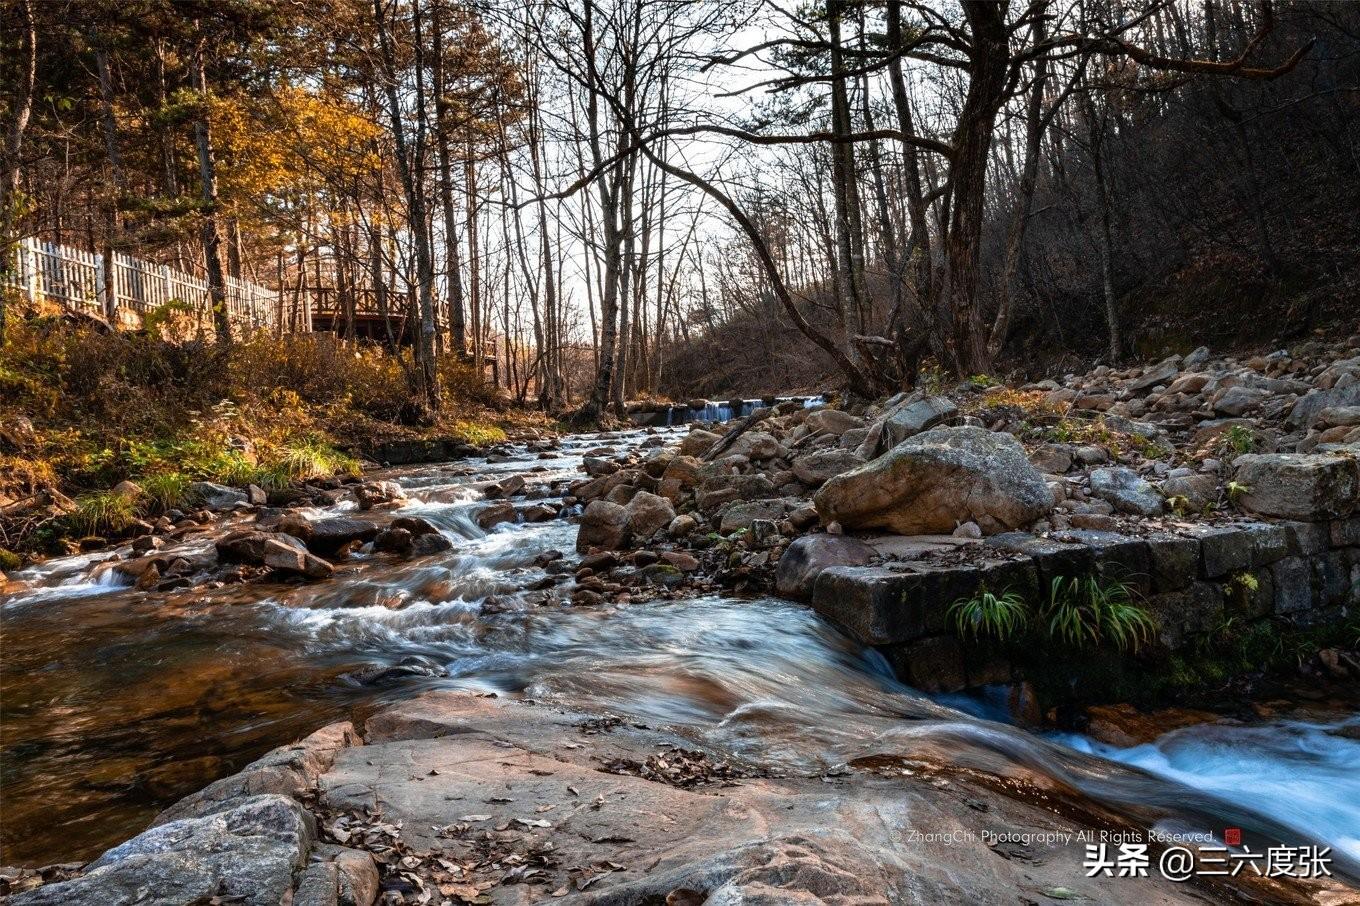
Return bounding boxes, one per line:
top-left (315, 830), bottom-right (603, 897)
top-left (0, 319), bottom-right (547, 556)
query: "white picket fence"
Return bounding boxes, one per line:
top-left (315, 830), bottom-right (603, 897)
top-left (2, 237), bottom-right (279, 332)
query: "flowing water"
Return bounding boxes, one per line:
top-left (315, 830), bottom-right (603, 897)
top-left (3, 428), bottom-right (1359, 880)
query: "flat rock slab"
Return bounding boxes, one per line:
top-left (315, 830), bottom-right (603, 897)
top-left (315, 691), bottom-right (1205, 905)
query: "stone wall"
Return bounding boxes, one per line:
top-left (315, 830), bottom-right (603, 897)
top-left (808, 518), bottom-right (1360, 693)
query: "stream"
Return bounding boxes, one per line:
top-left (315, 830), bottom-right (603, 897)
top-left (2, 428), bottom-right (1358, 879)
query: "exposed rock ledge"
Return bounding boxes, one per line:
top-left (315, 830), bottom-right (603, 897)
top-left (10, 691), bottom-right (1354, 905)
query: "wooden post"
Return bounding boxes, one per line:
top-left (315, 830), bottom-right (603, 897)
top-left (25, 238), bottom-right (40, 302)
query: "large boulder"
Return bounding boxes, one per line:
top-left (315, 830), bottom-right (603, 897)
top-left (10, 794), bottom-right (313, 906)
top-left (878, 395), bottom-right (958, 452)
top-left (775, 534), bottom-right (876, 600)
top-left (576, 500), bottom-right (628, 552)
top-left (1089, 467), bottom-right (1165, 516)
top-left (624, 491), bottom-right (675, 541)
top-left (1232, 453), bottom-right (1359, 520)
top-left (791, 449), bottom-right (865, 488)
top-left (815, 426), bottom-right (1051, 535)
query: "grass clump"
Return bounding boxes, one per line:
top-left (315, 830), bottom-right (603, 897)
top-left (1218, 424), bottom-right (1257, 456)
top-left (267, 436), bottom-right (361, 484)
top-left (1044, 575), bottom-right (1157, 653)
top-left (447, 420), bottom-right (508, 447)
top-left (67, 491), bottom-right (139, 536)
top-left (140, 473), bottom-right (193, 513)
top-left (949, 585), bottom-right (1029, 642)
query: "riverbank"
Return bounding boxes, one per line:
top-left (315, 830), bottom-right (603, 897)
top-left (0, 321), bottom-right (554, 564)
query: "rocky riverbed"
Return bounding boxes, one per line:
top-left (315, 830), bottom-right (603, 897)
top-left (3, 338), bottom-right (1360, 903)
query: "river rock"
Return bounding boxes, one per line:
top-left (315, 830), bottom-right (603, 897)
top-left (775, 534), bottom-right (876, 600)
top-left (582, 456), bottom-right (618, 478)
top-left (1089, 467), bottom-right (1165, 516)
top-left (217, 530), bottom-right (288, 563)
top-left (391, 515), bottom-right (439, 537)
top-left (719, 498), bottom-right (789, 534)
top-left (791, 449), bottom-right (864, 488)
top-left (1029, 443), bottom-right (1074, 474)
top-left (476, 501), bottom-right (516, 530)
top-left (373, 527), bottom-right (413, 553)
top-left (623, 491), bottom-right (675, 541)
top-left (1159, 473), bottom-right (1219, 510)
top-left (1318, 406), bottom-right (1360, 428)
top-left (804, 408), bottom-right (864, 437)
top-left (11, 794), bottom-right (314, 906)
top-left (261, 538), bottom-right (334, 579)
top-left (878, 395), bottom-right (958, 451)
top-left (302, 517), bottom-right (380, 555)
top-left (1232, 453), bottom-right (1360, 520)
top-left (110, 479), bottom-right (143, 500)
top-left (1288, 383), bottom-right (1360, 429)
top-left (668, 514), bottom-right (698, 538)
top-left (189, 481), bottom-right (248, 511)
top-left (815, 426), bottom-right (1051, 535)
top-left (661, 454), bottom-right (702, 488)
top-left (484, 474), bottom-right (525, 499)
top-left (727, 430), bottom-right (781, 460)
top-left (678, 429), bottom-right (721, 457)
top-left (410, 532), bottom-right (453, 556)
top-left (1211, 385), bottom-right (1269, 416)
top-left (355, 480), bottom-right (405, 510)
top-left (577, 500), bottom-right (628, 552)
top-left (319, 691), bottom-right (1208, 906)
top-left (1128, 357), bottom-right (1181, 391)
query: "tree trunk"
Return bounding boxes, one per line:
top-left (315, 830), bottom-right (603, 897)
top-left (431, 2), bottom-right (468, 357)
top-left (942, 1), bottom-right (1010, 376)
top-left (93, 36), bottom-right (126, 325)
top-left (1, 0), bottom-right (36, 341)
top-left (192, 30), bottom-right (232, 346)
top-left (988, 14), bottom-right (1050, 359)
top-left (374, 0), bottom-right (439, 413)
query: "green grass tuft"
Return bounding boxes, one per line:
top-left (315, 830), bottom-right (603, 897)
top-left (1044, 575), bottom-right (1157, 653)
top-left (949, 585), bottom-right (1030, 642)
top-left (140, 472), bottom-right (193, 513)
top-left (68, 491), bottom-right (139, 536)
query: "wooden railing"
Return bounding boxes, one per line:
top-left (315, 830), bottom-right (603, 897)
top-left (2, 238), bottom-right (280, 332)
